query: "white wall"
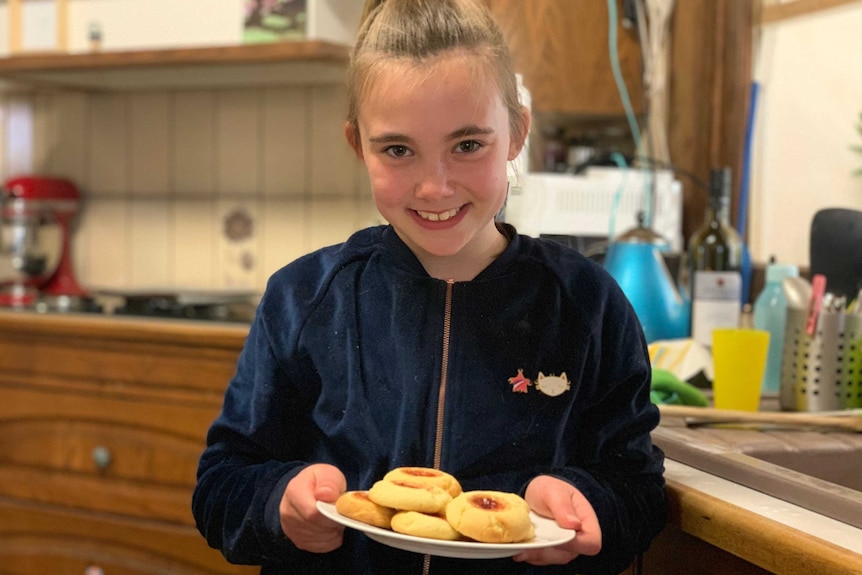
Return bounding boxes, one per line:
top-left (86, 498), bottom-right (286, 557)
top-left (0, 86), bottom-right (376, 293)
top-left (749, 3), bottom-right (862, 268)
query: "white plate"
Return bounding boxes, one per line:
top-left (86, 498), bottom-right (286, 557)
top-left (317, 501), bottom-right (575, 559)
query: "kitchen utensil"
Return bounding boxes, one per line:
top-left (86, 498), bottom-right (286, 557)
top-left (782, 275), bottom-right (811, 310)
top-left (781, 306), bottom-right (844, 412)
top-left (805, 273), bottom-right (827, 336)
top-left (0, 182), bottom-right (63, 306)
top-left (658, 404), bottom-right (862, 432)
top-left (603, 215), bottom-right (689, 343)
top-left (0, 176), bottom-right (88, 308)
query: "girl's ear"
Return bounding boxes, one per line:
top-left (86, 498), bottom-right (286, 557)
top-left (507, 105), bottom-right (532, 161)
top-left (345, 121), bottom-right (364, 160)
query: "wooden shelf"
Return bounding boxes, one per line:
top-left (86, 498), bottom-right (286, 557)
top-left (0, 41), bottom-right (351, 92)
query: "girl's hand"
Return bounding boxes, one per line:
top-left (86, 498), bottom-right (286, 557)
top-left (513, 475), bottom-right (602, 566)
top-left (279, 463), bottom-right (347, 553)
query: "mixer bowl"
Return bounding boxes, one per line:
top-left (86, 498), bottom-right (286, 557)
top-left (0, 197), bottom-right (63, 290)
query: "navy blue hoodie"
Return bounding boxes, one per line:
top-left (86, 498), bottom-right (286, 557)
top-left (193, 224), bottom-right (667, 574)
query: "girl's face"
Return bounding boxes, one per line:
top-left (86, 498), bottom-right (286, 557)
top-left (350, 52), bottom-right (525, 269)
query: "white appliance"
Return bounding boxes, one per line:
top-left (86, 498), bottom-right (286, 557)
top-left (503, 167), bottom-right (684, 252)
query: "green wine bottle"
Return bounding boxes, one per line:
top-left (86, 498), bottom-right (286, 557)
top-left (688, 167), bottom-right (743, 348)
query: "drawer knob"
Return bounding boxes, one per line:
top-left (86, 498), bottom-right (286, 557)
top-left (92, 446), bottom-right (112, 469)
top-left (84, 566), bottom-right (105, 575)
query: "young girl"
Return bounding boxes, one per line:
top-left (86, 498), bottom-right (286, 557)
top-left (193, 1), bottom-right (667, 573)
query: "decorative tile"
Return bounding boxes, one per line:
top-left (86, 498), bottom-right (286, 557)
top-left (216, 198), bottom-right (263, 289)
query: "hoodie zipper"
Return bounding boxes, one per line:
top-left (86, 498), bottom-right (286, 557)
top-left (423, 278), bottom-right (455, 575)
top-left (434, 279), bottom-right (454, 468)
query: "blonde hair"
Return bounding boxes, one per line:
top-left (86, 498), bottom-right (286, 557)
top-left (347, 0), bottom-right (527, 148)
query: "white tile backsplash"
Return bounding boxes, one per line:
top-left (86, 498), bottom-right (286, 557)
top-left (80, 198), bottom-right (128, 287)
top-left (215, 89), bottom-right (260, 196)
top-left (262, 87), bottom-right (308, 198)
top-left (173, 199), bottom-right (218, 289)
top-left (129, 92), bottom-right (171, 195)
top-left (260, 198), bottom-right (309, 279)
top-left (129, 198), bottom-right (171, 286)
top-left (87, 92), bottom-right (128, 195)
top-left (5, 83), bottom-right (371, 293)
top-left (173, 90), bottom-right (216, 196)
top-left (46, 92), bottom-right (88, 184)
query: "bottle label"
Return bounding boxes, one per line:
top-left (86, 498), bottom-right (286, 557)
top-left (692, 271), bottom-right (742, 348)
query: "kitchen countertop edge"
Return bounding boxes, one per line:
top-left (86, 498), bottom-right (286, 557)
top-left (665, 459), bottom-right (862, 575)
top-left (0, 309), bottom-right (250, 349)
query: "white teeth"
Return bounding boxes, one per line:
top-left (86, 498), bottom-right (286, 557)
top-left (417, 207), bottom-right (460, 221)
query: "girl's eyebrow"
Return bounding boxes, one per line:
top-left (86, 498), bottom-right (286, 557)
top-left (447, 125), bottom-right (494, 139)
top-left (368, 125), bottom-right (494, 144)
top-left (368, 133), bottom-right (412, 144)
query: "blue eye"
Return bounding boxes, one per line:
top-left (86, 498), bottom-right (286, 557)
top-left (384, 145), bottom-right (411, 158)
top-left (456, 140), bottom-right (483, 153)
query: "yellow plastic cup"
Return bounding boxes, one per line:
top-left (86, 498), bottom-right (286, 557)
top-left (711, 328), bottom-right (770, 412)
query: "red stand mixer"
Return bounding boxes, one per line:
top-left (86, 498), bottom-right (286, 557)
top-left (0, 176), bottom-right (90, 309)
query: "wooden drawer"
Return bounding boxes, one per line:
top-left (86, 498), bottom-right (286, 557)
top-left (0, 313), bottom-right (251, 573)
top-left (0, 496), bottom-right (258, 575)
top-left (0, 382), bottom-right (216, 489)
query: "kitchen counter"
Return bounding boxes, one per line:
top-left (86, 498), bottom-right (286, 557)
top-left (0, 307), bottom-right (250, 348)
top-left (662, 459), bottom-right (862, 574)
top-left (2, 310), bottom-right (859, 574)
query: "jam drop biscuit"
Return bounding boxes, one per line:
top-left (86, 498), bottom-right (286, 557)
top-left (383, 467), bottom-right (462, 498)
top-left (446, 490), bottom-right (535, 543)
top-left (390, 510), bottom-right (462, 541)
top-left (334, 491), bottom-right (395, 529)
top-left (368, 478), bottom-right (452, 514)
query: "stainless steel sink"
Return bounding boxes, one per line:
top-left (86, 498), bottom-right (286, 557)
top-left (652, 423), bottom-right (862, 529)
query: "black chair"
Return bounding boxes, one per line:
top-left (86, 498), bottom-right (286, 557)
top-left (810, 208), bottom-right (862, 299)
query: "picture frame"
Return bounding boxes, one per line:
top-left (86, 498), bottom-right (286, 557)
top-left (7, 0), bottom-right (68, 54)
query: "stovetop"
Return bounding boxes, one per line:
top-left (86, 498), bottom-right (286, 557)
top-left (23, 290), bottom-right (259, 323)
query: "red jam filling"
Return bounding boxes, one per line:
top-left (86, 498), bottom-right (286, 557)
top-left (405, 468), bottom-right (439, 477)
top-left (470, 495), bottom-right (507, 511)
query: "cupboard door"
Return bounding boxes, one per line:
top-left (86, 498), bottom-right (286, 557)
top-left (0, 498), bottom-right (258, 575)
top-left (484, 0), bottom-right (644, 116)
top-left (0, 385), bottom-right (214, 488)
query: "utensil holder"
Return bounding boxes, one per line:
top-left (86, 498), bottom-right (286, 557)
top-left (841, 314), bottom-right (862, 409)
top-left (779, 308), bottom-right (844, 411)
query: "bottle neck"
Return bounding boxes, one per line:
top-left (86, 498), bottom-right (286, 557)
top-left (706, 202), bottom-right (730, 226)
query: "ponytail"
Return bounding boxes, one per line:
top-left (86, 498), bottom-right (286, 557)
top-left (347, 0), bottom-right (528, 149)
top-left (359, 0), bottom-right (387, 27)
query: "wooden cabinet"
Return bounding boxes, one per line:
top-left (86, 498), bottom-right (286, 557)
top-left (0, 312), bottom-right (256, 575)
top-left (483, 0), bottom-right (644, 117)
top-left (0, 41), bottom-right (350, 91)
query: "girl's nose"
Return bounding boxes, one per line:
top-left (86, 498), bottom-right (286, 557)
top-left (414, 160), bottom-right (455, 199)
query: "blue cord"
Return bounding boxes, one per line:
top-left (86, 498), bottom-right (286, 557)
top-left (608, 152), bottom-right (629, 242)
top-left (607, 0), bottom-right (650, 229)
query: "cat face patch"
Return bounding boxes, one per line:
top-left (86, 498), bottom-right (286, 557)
top-left (535, 372), bottom-right (570, 397)
top-left (507, 370), bottom-right (570, 397)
